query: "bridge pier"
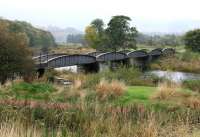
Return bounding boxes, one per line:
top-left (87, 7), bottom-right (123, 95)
top-left (129, 57), bottom-right (149, 70)
top-left (98, 59), bottom-right (128, 72)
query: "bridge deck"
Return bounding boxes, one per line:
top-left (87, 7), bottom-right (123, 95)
top-left (34, 48), bottom-right (175, 69)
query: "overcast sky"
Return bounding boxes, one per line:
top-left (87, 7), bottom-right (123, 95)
top-left (1, 0), bottom-right (200, 33)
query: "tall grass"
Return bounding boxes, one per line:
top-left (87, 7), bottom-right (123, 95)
top-left (150, 82), bottom-right (181, 100)
top-left (0, 103), bottom-right (199, 137)
top-left (95, 79), bottom-right (126, 99)
top-left (151, 51), bottom-right (200, 73)
top-left (183, 80), bottom-right (200, 93)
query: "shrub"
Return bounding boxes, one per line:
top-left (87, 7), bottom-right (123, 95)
top-left (183, 80), bottom-right (200, 93)
top-left (151, 82), bottom-right (180, 100)
top-left (95, 79), bottom-right (126, 99)
top-left (184, 29), bottom-right (200, 52)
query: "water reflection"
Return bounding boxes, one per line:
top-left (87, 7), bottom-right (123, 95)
top-left (146, 70), bottom-right (200, 83)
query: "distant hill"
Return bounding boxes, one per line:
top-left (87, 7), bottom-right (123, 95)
top-left (0, 19), bottom-right (56, 48)
top-left (44, 26), bottom-right (83, 43)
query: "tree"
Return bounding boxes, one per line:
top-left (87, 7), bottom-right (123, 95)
top-left (85, 19), bottom-right (107, 50)
top-left (85, 26), bottom-right (100, 49)
top-left (91, 19), bottom-right (104, 35)
top-left (184, 29), bottom-right (200, 52)
top-left (106, 15), bottom-right (138, 51)
top-left (0, 22), bottom-right (34, 85)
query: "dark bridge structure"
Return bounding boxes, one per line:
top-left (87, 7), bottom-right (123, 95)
top-left (34, 48), bottom-right (175, 76)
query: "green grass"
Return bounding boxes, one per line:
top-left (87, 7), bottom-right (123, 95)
top-left (117, 86), bottom-right (156, 105)
top-left (116, 86), bottom-right (194, 110)
top-left (10, 82), bottom-right (55, 100)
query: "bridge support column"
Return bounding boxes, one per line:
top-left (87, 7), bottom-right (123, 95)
top-left (129, 57), bottom-right (149, 70)
top-left (99, 59), bottom-right (128, 72)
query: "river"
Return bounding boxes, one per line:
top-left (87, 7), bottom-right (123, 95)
top-left (146, 70), bottom-right (200, 83)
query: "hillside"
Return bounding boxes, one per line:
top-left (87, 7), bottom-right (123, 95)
top-left (0, 19), bottom-right (56, 48)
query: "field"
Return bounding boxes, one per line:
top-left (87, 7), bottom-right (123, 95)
top-left (0, 45), bottom-right (200, 137)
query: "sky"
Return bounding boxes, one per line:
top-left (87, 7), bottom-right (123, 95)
top-left (1, 0), bottom-right (200, 33)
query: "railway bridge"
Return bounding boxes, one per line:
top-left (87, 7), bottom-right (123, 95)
top-left (33, 48), bottom-right (175, 76)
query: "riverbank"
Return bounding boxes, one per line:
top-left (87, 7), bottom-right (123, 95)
top-left (150, 52), bottom-right (200, 73)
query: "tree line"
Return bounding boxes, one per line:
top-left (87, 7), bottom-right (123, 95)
top-left (136, 33), bottom-right (184, 47)
top-left (85, 16), bottom-right (138, 51)
top-left (84, 16), bottom-right (200, 52)
top-left (0, 18), bottom-right (56, 48)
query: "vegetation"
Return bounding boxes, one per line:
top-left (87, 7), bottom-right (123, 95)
top-left (106, 15), bottom-right (138, 50)
top-left (85, 15), bottom-right (138, 51)
top-left (1, 15), bottom-right (200, 137)
top-left (0, 18), bottom-right (56, 48)
top-left (183, 80), bottom-right (200, 93)
top-left (137, 33), bottom-right (184, 47)
top-left (184, 29), bottom-right (200, 52)
top-left (150, 51), bottom-right (200, 73)
top-left (0, 79), bottom-right (199, 136)
top-left (0, 21), bottom-right (34, 84)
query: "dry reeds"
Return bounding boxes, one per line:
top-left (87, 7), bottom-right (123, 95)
top-left (95, 79), bottom-right (126, 98)
top-left (150, 82), bottom-right (181, 100)
top-left (183, 97), bottom-right (200, 109)
top-left (0, 122), bottom-right (42, 137)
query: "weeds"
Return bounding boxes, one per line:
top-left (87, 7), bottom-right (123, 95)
top-left (95, 79), bottom-right (126, 99)
top-left (150, 82), bottom-right (181, 100)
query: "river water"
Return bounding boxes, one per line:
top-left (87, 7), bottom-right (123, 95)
top-left (54, 66), bottom-right (200, 83)
top-left (146, 70), bottom-right (200, 83)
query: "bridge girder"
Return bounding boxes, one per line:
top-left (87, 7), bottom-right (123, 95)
top-left (149, 48), bottom-right (163, 56)
top-left (46, 54), bottom-right (96, 68)
top-left (127, 50), bottom-right (148, 58)
top-left (96, 52), bottom-right (128, 62)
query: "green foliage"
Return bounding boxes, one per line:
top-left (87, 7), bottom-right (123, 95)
top-left (183, 80), bottom-right (200, 93)
top-left (85, 16), bottom-right (138, 51)
top-left (0, 21), bottom-right (34, 84)
top-left (85, 18), bottom-right (107, 50)
top-left (184, 29), bottom-right (200, 52)
top-left (11, 82), bottom-right (55, 100)
top-left (0, 18), bottom-right (56, 48)
top-left (83, 67), bottom-right (156, 89)
top-left (91, 19), bottom-right (104, 34)
top-left (106, 15), bottom-right (138, 50)
top-left (12, 82), bottom-right (54, 94)
top-left (118, 86), bottom-right (156, 105)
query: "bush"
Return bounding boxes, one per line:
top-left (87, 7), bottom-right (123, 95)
top-left (184, 29), bottom-right (200, 52)
top-left (183, 80), bottom-right (200, 93)
top-left (95, 79), bottom-right (126, 99)
top-left (151, 82), bottom-right (178, 100)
